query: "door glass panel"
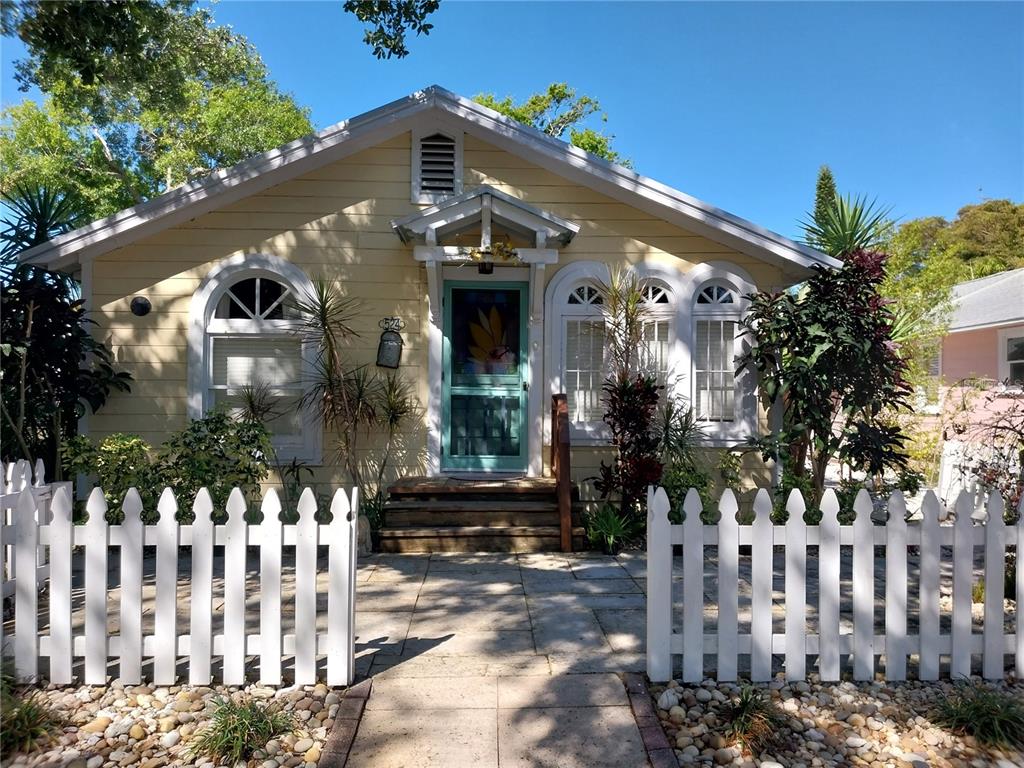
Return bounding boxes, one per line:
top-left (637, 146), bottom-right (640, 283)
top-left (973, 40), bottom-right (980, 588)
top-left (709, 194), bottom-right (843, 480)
top-left (449, 287), bottom-right (522, 381)
top-left (449, 394), bottom-right (522, 457)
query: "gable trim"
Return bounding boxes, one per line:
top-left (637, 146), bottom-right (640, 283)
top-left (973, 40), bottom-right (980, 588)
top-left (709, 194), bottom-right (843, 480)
top-left (20, 85), bottom-right (838, 276)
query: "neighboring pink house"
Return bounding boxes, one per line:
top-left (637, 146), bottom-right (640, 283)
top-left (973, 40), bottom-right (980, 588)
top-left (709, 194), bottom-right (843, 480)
top-left (940, 268), bottom-right (1024, 386)
top-left (935, 268), bottom-right (1023, 507)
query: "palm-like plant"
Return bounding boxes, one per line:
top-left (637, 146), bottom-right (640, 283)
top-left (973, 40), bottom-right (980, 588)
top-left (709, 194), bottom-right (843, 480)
top-left (802, 193), bottom-right (893, 257)
top-left (1, 183), bottom-right (85, 284)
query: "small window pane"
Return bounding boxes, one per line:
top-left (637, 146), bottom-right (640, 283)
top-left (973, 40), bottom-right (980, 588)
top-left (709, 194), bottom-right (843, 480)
top-left (564, 319), bottom-right (606, 423)
top-left (1007, 336), bottom-right (1024, 362)
top-left (694, 320), bottom-right (735, 422)
top-left (212, 338), bottom-right (302, 388)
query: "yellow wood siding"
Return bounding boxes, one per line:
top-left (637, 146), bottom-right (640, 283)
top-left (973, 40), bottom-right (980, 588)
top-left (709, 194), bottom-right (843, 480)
top-left (90, 131), bottom-right (781, 490)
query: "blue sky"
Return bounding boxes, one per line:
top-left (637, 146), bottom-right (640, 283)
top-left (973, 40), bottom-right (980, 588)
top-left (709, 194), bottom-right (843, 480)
top-left (2, 1), bottom-right (1021, 240)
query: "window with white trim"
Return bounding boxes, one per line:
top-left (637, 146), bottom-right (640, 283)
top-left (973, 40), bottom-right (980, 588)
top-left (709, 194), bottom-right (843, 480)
top-left (411, 127), bottom-right (463, 203)
top-left (693, 283), bottom-right (740, 423)
top-left (1003, 329), bottom-right (1024, 386)
top-left (562, 284), bottom-right (606, 424)
top-left (639, 282), bottom-right (673, 386)
top-left (205, 274), bottom-right (314, 461)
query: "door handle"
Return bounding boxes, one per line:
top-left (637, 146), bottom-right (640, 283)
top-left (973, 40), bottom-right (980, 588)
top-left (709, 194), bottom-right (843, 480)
top-left (522, 382), bottom-right (530, 392)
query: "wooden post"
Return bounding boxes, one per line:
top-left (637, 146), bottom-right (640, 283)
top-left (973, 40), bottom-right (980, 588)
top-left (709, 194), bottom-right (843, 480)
top-left (552, 394), bottom-right (572, 553)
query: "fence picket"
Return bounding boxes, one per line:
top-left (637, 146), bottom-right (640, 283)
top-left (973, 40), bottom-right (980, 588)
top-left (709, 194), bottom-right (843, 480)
top-left (48, 485), bottom-right (73, 685)
top-left (261, 489), bottom-right (283, 686)
top-left (327, 488), bottom-right (356, 686)
top-left (717, 489), bottom-right (739, 681)
top-left (223, 489), bottom-right (248, 686)
top-left (154, 489), bottom-right (180, 685)
top-left (852, 490), bottom-right (875, 680)
top-left (13, 489), bottom-right (39, 681)
top-left (982, 493), bottom-right (1006, 680)
top-left (84, 488), bottom-right (109, 684)
top-left (951, 491), bottom-right (974, 679)
top-left (120, 489), bottom-right (145, 684)
top-left (646, 486), bottom-right (672, 682)
top-left (295, 489), bottom-right (319, 685)
top-left (681, 488), bottom-right (704, 682)
top-left (885, 491), bottom-right (908, 681)
top-left (750, 490), bottom-right (773, 682)
top-left (919, 491), bottom-right (941, 680)
top-left (189, 489), bottom-right (214, 685)
top-left (785, 490), bottom-right (807, 681)
top-left (818, 489), bottom-right (841, 681)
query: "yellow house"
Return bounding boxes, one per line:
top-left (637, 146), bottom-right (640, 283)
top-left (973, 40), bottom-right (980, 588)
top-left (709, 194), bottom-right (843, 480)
top-left (20, 86), bottom-right (837, 551)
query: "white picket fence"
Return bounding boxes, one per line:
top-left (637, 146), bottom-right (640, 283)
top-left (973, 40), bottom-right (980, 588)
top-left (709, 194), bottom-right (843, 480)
top-left (0, 483), bottom-right (358, 688)
top-left (1, 459), bottom-right (58, 599)
top-left (646, 486), bottom-right (1023, 683)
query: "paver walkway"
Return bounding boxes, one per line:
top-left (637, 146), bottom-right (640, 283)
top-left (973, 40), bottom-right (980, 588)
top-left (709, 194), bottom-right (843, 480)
top-left (341, 551), bottom-right (651, 768)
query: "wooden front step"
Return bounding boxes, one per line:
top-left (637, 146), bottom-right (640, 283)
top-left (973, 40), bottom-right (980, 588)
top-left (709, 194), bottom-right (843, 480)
top-left (379, 476), bottom-right (575, 553)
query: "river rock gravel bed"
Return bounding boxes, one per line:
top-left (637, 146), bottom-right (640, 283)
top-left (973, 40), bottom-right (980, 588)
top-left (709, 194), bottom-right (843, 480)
top-left (4, 681), bottom-right (340, 768)
top-left (649, 675), bottom-right (1024, 768)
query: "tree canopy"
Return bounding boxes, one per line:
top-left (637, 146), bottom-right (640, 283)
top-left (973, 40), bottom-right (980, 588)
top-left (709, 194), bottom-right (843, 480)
top-left (474, 83), bottom-right (631, 167)
top-left (2, 0), bottom-right (313, 223)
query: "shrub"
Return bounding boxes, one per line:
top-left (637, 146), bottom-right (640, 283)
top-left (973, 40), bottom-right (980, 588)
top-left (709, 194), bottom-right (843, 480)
top-left (0, 665), bottom-right (60, 758)
top-left (661, 462), bottom-right (714, 523)
top-left (933, 682), bottom-right (1024, 750)
top-left (722, 686), bottom-right (786, 756)
top-left (585, 503), bottom-right (638, 555)
top-left (63, 432), bottom-right (159, 520)
top-left (188, 697), bottom-right (294, 764)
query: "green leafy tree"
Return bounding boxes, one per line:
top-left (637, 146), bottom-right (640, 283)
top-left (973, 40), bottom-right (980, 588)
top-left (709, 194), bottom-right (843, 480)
top-left (343, 0), bottom-right (440, 59)
top-left (474, 83), bottom-right (631, 166)
top-left (2, 0), bottom-right (313, 213)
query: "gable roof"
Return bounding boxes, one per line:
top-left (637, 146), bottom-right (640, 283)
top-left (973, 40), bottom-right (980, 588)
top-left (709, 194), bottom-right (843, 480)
top-left (19, 85), bottom-right (839, 277)
top-left (947, 267), bottom-right (1024, 332)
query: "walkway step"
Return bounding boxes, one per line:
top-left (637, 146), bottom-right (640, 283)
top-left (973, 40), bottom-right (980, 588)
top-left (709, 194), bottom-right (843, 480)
top-left (385, 499), bottom-right (559, 527)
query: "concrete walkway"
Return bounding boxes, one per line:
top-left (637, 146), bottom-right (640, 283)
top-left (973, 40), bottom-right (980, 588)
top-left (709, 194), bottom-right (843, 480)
top-left (342, 551), bottom-right (651, 768)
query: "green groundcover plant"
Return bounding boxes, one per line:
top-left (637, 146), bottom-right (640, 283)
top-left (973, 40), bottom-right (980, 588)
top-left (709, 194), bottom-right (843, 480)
top-left (932, 683), bottom-right (1024, 750)
top-left (188, 697), bottom-right (294, 764)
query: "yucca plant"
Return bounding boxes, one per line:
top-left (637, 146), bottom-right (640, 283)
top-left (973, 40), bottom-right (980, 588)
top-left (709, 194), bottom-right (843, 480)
top-left (801, 193), bottom-right (892, 258)
top-left (1, 183), bottom-right (85, 285)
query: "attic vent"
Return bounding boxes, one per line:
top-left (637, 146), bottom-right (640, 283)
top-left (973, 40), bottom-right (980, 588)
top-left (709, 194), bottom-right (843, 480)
top-left (412, 129), bottom-right (462, 202)
top-left (419, 133), bottom-right (456, 194)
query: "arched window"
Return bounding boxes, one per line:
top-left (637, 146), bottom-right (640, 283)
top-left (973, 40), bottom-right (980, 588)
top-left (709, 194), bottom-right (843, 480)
top-left (189, 255), bottom-right (320, 463)
top-left (639, 280), bottom-right (674, 386)
top-left (692, 282), bottom-right (742, 424)
top-left (562, 280), bottom-right (607, 425)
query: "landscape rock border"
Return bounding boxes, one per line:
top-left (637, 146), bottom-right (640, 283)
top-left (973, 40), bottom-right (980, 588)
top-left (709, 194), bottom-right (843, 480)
top-left (644, 673), bottom-right (1024, 768)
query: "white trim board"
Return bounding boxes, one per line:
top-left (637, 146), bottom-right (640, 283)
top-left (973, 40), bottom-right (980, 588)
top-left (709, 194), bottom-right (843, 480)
top-left (21, 86), bottom-right (838, 279)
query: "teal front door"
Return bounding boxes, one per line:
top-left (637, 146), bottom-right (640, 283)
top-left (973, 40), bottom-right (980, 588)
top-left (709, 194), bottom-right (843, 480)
top-left (442, 281), bottom-right (529, 472)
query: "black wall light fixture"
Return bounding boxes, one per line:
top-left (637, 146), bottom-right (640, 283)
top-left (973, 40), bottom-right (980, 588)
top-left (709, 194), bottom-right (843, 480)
top-left (130, 296), bottom-right (152, 316)
top-left (376, 317), bottom-right (406, 368)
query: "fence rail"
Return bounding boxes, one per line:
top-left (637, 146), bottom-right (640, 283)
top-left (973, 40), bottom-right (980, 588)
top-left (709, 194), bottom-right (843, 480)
top-left (646, 486), bottom-right (1023, 683)
top-left (0, 483), bottom-right (358, 688)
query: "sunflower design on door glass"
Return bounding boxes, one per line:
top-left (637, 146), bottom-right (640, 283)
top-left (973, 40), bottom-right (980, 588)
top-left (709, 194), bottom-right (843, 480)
top-left (468, 305), bottom-right (517, 374)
